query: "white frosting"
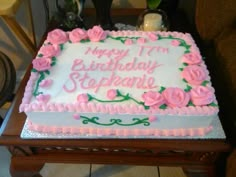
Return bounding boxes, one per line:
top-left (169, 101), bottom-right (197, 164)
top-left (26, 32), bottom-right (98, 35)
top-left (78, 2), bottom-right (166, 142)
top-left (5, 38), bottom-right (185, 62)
top-left (31, 37), bottom-right (187, 104)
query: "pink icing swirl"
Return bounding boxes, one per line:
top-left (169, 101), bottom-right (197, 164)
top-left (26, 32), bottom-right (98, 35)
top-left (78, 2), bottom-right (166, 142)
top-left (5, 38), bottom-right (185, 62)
top-left (148, 115), bottom-right (157, 122)
top-left (39, 79), bottom-right (53, 88)
top-left (69, 28), bottom-right (87, 43)
top-left (147, 32), bottom-right (158, 41)
top-left (107, 89), bottom-right (117, 100)
top-left (137, 37), bottom-right (146, 44)
top-left (182, 65), bottom-right (207, 85)
top-left (38, 44), bottom-right (60, 58)
top-left (36, 94), bottom-right (51, 103)
top-left (190, 86), bottom-right (215, 106)
top-left (87, 26), bottom-right (107, 42)
top-left (77, 93), bottom-right (89, 103)
top-left (162, 87), bottom-right (190, 108)
top-left (124, 38), bottom-right (133, 45)
top-left (142, 91), bottom-right (165, 109)
top-left (32, 57), bottom-right (52, 71)
top-left (182, 52), bottom-right (202, 65)
top-left (171, 40), bottom-right (180, 46)
top-left (47, 29), bottom-right (68, 44)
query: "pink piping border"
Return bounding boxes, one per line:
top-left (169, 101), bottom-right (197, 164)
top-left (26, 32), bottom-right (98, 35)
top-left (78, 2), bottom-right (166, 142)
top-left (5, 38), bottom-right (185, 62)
top-left (27, 120), bottom-right (213, 137)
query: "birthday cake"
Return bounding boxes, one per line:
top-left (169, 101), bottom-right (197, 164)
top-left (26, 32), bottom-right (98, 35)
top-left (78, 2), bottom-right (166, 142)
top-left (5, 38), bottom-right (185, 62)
top-left (20, 26), bottom-right (219, 137)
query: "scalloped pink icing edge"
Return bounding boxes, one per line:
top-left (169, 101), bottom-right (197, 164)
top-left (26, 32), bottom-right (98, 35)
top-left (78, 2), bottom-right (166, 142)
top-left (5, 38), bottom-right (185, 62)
top-left (19, 30), bottom-right (219, 116)
top-left (27, 119), bottom-right (213, 137)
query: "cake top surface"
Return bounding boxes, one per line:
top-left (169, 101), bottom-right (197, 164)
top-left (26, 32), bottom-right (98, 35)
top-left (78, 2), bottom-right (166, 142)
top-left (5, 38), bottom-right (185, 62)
top-left (20, 26), bottom-right (218, 115)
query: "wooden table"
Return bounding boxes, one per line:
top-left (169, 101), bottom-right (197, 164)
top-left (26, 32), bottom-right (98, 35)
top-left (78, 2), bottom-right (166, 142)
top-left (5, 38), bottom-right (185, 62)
top-left (0, 62), bottom-right (231, 177)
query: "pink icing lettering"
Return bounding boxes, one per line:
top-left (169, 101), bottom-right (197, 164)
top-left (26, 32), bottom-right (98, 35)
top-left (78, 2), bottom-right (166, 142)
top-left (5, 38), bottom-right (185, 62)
top-left (138, 45), bottom-right (169, 56)
top-left (71, 59), bottom-right (85, 71)
top-left (79, 73), bottom-right (90, 89)
top-left (147, 77), bottom-right (156, 89)
top-left (63, 72), bottom-right (80, 92)
top-left (85, 46), bottom-right (129, 61)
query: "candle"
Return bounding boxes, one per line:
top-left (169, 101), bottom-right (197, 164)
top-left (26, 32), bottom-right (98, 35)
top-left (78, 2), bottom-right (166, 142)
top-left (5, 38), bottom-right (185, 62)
top-left (143, 13), bottom-right (162, 31)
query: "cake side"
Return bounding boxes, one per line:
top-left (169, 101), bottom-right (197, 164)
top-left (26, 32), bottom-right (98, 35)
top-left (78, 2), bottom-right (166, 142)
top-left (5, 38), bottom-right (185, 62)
top-left (19, 26), bottom-right (219, 137)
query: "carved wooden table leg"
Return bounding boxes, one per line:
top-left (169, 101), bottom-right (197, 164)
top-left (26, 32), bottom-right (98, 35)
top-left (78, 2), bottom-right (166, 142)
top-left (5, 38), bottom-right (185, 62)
top-left (183, 165), bottom-right (216, 177)
top-left (8, 146), bottom-right (44, 177)
top-left (10, 157), bottom-right (44, 177)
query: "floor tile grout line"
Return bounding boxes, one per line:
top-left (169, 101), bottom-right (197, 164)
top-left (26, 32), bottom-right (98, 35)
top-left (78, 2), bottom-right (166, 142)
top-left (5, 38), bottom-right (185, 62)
top-left (89, 164), bottom-right (92, 177)
top-left (157, 166), bottom-right (160, 177)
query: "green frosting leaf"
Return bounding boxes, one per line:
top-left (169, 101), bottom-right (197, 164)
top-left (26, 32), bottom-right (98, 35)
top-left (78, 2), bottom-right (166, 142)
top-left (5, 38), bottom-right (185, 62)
top-left (184, 85), bottom-right (192, 92)
top-left (208, 102), bottom-right (218, 107)
top-left (59, 44), bottom-right (64, 50)
top-left (159, 104), bottom-right (167, 110)
top-left (201, 80), bottom-right (209, 86)
top-left (31, 68), bottom-right (37, 73)
top-left (87, 94), bottom-right (93, 101)
top-left (45, 70), bottom-right (50, 75)
top-left (182, 79), bottom-right (188, 83)
top-left (159, 86), bottom-right (166, 93)
top-left (187, 101), bottom-right (195, 107)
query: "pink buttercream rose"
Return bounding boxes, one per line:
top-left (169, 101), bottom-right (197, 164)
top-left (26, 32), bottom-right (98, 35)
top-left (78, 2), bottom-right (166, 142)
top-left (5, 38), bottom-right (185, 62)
top-left (190, 86), bottom-right (214, 106)
top-left (162, 87), bottom-right (190, 108)
top-left (69, 28), bottom-right (87, 43)
top-left (107, 89), bottom-right (117, 100)
top-left (47, 29), bottom-right (68, 44)
top-left (38, 44), bottom-right (60, 57)
top-left (87, 26), bottom-right (107, 42)
top-left (77, 93), bottom-right (89, 103)
top-left (171, 39), bottom-right (180, 46)
top-left (137, 37), bottom-right (146, 44)
top-left (182, 52), bottom-right (202, 65)
top-left (124, 38), bottom-right (133, 45)
top-left (32, 57), bottom-right (52, 71)
top-left (182, 65), bottom-right (207, 85)
top-left (142, 91), bottom-right (165, 109)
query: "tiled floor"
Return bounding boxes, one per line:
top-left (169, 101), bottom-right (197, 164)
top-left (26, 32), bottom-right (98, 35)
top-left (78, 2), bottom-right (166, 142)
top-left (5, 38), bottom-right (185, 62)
top-left (0, 145), bottom-right (186, 177)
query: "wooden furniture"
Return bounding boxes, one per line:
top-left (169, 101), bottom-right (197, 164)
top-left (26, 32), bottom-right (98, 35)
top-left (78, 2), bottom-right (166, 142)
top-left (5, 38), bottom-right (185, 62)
top-left (0, 63), bottom-right (231, 177)
top-left (0, 51), bottom-right (16, 124)
top-left (0, 0), bottom-right (36, 55)
top-left (226, 149), bottom-right (236, 177)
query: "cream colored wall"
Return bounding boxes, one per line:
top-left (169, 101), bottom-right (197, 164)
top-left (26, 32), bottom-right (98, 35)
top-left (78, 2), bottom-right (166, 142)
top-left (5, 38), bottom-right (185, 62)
top-left (0, 1), bottom-right (47, 72)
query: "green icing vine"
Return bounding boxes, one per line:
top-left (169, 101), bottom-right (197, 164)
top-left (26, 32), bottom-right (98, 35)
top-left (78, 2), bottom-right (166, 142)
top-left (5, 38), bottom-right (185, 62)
top-left (32, 71), bottom-right (45, 96)
top-left (32, 50), bottom-right (58, 96)
top-left (80, 115), bottom-right (150, 126)
top-left (157, 34), bottom-right (191, 53)
top-left (87, 90), bottom-right (150, 110)
top-left (107, 35), bottom-right (140, 44)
